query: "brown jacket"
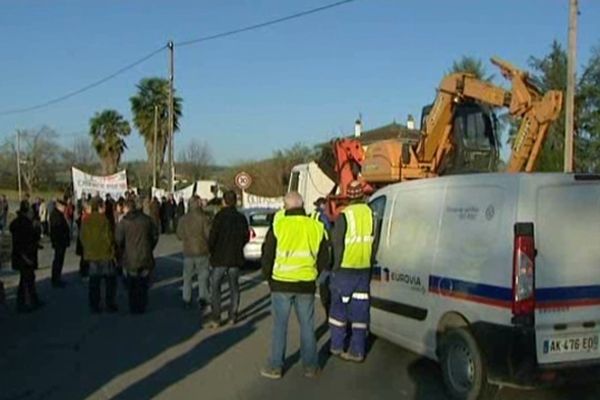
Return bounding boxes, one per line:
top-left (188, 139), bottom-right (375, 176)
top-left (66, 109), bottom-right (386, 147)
top-left (176, 204), bottom-right (211, 257)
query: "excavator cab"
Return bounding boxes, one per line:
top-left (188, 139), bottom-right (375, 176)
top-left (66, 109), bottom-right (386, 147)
top-left (441, 102), bottom-right (499, 174)
top-left (420, 102), bottom-right (499, 175)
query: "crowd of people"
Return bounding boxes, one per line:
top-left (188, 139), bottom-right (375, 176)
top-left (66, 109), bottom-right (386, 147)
top-left (4, 180), bottom-right (376, 381)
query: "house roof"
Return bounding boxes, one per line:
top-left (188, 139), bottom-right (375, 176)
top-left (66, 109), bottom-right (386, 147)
top-left (357, 121), bottom-right (421, 145)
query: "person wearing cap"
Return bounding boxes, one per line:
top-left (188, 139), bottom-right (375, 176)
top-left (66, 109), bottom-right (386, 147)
top-left (310, 197), bottom-right (332, 230)
top-left (260, 191), bottom-right (329, 380)
top-left (49, 199), bottom-right (71, 288)
top-left (10, 201), bottom-right (43, 312)
top-left (115, 199), bottom-right (159, 314)
top-left (329, 180), bottom-right (374, 363)
top-left (81, 197), bottom-right (118, 313)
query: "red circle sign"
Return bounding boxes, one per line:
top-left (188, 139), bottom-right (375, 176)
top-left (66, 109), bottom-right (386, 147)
top-left (235, 171), bottom-right (252, 190)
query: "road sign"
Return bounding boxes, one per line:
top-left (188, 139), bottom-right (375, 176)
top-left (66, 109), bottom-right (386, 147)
top-left (235, 171), bottom-right (252, 190)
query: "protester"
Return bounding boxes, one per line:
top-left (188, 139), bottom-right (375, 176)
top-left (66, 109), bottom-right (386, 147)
top-left (142, 196), bottom-right (151, 217)
top-left (115, 199), bottom-right (159, 314)
top-left (176, 196), bottom-right (211, 310)
top-left (175, 196), bottom-right (185, 231)
top-left (150, 197), bottom-right (161, 232)
top-left (104, 194), bottom-right (116, 230)
top-left (76, 200), bottom-right (91, 278)
top-left (65, 197), bottom-right (75, 233)
top-left (50, 199), bottom-right (71, 287)
top-left (0, 194), bottom-right (8, 234)
top-left (81, 198), bottom-right (118, 313)
top-left (260, 191), bottom-right (329, 379)
top-left (159, 196), bottom-right (168, 234)
top-left (311, 197), bottom-right (333, 317)
top-left (39, 198), bottom-right (48, 237)
top-left (329, 180), bottom-right (375, 362)
top-left (10, 201), bottom-right (44, 313)
top-left (165, 194), bottom-right (176, 233)
top-left (206, 190), bottom-right (249, 328)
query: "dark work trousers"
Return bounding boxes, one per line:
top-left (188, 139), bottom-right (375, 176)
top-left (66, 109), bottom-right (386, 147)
top-left (17, 267), bottom-right (39, 310)
top-left (89, 260), bottom-right (117, 311)
top-left (52, 246), bottom-right (67, 284)
top-left (79, 258), bottom-right (89, 278)
top-left (127, 273), bottom-right (149, 314)
top-left (329, 270), bottom-right (371, 358)
top-left (211, 267), bottom-right (240, 323)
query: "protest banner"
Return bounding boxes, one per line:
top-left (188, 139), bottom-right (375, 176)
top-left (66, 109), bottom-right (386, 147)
top-left (72, 167), bottom-right (128, 200)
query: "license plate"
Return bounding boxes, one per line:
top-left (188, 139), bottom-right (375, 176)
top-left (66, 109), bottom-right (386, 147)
top-left (543, 334), bottom-right (599, 355)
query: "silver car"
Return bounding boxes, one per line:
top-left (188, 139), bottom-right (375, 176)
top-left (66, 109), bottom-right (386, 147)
top-left (242, 208), bottom-right (277, 262)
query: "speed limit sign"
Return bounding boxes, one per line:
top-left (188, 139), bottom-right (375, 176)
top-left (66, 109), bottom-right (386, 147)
top-left (234, 171), bottom-right (252, 190)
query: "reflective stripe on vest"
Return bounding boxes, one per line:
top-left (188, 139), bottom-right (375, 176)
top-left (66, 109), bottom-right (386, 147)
top-left (273, 214), bottom-right (324, 283)
top-left (341, 203), bottom-right (373, 269)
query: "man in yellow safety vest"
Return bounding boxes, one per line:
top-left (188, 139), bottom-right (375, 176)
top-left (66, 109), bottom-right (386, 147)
top-left (260, 191), bottom-right (329, 379)
top-left (329, 180), bottom-right (374, 362)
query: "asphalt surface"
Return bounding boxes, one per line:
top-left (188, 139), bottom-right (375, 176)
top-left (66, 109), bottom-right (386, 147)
top-left (1, 235), bottom-right (599, 400)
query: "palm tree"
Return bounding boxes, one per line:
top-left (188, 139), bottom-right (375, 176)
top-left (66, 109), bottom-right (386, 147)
top-left (449, 55), bottom-right (494, 82)
top-left (89, 109), bottom-right (131, 175)
top-left (130, 77), bottom-right (182, 177)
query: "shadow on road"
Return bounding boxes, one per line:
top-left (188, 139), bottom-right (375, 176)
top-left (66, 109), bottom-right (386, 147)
top-left (0, 250), bottom-right (268, 400)
top-left (113, 311), bottom-right (270, 400)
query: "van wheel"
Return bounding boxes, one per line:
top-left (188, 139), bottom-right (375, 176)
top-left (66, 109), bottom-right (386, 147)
top-left (439, 328), bottom-right (497, 400)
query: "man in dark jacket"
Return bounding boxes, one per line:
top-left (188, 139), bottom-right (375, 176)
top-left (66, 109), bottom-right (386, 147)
top-left (176, 196), bottom-right (211, 309)
top-left (81, 198), bottom-right (117, 313)
top-left (206, 190), bottom-right (249, 328)
top-left (49, 200), bottom-right (71, 287)
top-left (260, 192), bottom-right (329, 379)
top-left (115, 199), bottom-right (159, 314)
top-left (10, 201), bottom-right (43, 312)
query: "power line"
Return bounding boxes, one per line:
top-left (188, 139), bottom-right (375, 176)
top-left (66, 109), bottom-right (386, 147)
top-left (0, 45), bottom-right (166, 116)
top-left (176, 0), bottom-right (358, 47)
top-left (0, 0), bottom-right (359, 117)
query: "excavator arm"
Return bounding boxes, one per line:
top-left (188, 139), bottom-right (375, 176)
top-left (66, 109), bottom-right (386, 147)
top-left (491, 57), bottom-right (563, 172)
top-left (413, 57), bottom-right (562, 175)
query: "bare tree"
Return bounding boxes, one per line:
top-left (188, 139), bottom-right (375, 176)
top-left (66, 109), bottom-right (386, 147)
top-left (11, 127), bottom-right (61, 193)
top-left (178, 139), bottom-right (214, 180)
top-left (62, 136), bottom-right (98, 170)
top-left (73, 136), bottom-right (98, 166)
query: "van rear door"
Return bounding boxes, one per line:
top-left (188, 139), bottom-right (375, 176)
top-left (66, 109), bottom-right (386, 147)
top-left (533, 176), bottom-right (600, 365)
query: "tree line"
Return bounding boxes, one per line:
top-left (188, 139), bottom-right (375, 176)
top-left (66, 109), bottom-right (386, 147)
top-left (2, 40), bottom-right (599, 197)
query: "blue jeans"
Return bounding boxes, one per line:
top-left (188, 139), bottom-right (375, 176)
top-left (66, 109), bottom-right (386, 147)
top-left (182, 256), bottom-right (210, 303)
top-left (211, 267), bottom-right (240, 322)
top-left (269, 292), bottom-right (318, 370)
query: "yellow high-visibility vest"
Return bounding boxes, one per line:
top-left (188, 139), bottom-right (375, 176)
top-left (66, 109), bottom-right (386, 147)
top-left (273, 214), bottom-right (324, 283)
top-left (341, 203), bottom-right (373, 269)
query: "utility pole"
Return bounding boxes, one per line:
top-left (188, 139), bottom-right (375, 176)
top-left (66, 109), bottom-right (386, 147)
top-left (16, 130), bottom-right (22, 200)
top-left (167, 40), bottom-right (175, 192)
top-left (153, 105), bottom-right (158, 188)
top-left (564, 0), bottom-right (578, 173)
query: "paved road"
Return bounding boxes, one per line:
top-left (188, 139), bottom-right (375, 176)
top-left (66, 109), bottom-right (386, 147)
top-left (1, 235), bottom-right (598, 400)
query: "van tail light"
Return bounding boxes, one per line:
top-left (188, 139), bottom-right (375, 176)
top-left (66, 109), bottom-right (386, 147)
top-left (512, 222), bottom-right (536, 325)
top-left (249, 227), bottom-right (256, 240)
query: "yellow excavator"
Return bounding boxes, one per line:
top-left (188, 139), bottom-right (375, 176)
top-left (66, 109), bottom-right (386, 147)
top-left (360, 57), bottom-right (563, 184)
top-left (321, 57), bottom-right (563, 217)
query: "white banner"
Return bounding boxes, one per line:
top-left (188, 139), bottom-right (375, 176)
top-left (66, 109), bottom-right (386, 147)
top-left (152, 180), bottom-right (220, 202)
top-left (72, 167), bottom-right (128, 200)
top-left (242, 191), bottom-right (284, 209)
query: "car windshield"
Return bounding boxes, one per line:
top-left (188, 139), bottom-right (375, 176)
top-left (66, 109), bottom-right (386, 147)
top-left (248, 212), bottom-right (274, 227)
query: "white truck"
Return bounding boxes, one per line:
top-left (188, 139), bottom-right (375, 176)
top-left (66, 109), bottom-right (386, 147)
top-left (369, 173), bottom-right (600, 399)
top-left (288, 162), bottom-right (335, 214)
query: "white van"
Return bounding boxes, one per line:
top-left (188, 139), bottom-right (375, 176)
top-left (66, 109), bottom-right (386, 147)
top-left (368, 173), bottom-right (600, 400)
